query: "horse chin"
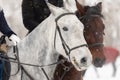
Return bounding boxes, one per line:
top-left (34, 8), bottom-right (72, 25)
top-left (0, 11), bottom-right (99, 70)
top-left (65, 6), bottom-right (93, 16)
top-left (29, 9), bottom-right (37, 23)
top-left (72, 63), bottom-right (88, 71)
top-left (93, 59), bottom-right (105, 67)
top-left (93, 62), bottom-right (103, 67)
top-left (71, 59), bottom-right (89, 71)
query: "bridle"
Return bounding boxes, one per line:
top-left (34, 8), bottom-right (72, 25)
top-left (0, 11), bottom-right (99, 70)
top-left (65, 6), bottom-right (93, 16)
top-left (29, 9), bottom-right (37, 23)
top-left (0, 45), bottom-right (67, 80)
top-left (0, 12), bottom-right (88, 80)
top-left (53, 12), bottom-right (105, 80)
top-left (0, 12), bottom-right (104, 80)
top-left (54, 12), bottom-right (88, 60)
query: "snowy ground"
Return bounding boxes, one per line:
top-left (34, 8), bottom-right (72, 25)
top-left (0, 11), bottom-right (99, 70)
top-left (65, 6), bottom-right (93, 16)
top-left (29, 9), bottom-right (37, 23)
top-left (0, 0), bottom-right (120, 80)
top-left (0, 0), bottom-right (27, 38)
top-left (84, 56), bottom-right (120, 80)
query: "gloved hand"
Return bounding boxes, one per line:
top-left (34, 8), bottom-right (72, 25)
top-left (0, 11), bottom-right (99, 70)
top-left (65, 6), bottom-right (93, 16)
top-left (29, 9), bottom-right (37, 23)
top-left (9, 34), bottom-right (20, 46)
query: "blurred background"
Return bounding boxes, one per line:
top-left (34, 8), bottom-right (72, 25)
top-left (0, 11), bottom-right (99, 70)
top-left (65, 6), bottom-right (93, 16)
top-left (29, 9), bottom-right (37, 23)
top-left (0, 0), bottom-right (27, 38)
top-left (0, 0), bottom-right (120, 80)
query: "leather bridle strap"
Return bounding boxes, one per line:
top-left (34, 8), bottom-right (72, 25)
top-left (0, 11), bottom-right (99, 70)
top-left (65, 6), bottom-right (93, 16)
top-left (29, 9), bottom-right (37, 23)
top-left (54, 13), bottom-right (88, 60)
top-left (88, 43), bottom-right (104, 48)
top-left (21, 66), bottom-right (34, 80)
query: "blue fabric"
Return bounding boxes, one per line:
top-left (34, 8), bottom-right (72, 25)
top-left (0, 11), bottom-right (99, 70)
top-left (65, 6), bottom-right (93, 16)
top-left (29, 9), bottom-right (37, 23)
top-left (0, 60), bottom-right (4, 80)
top-left (0, 10), bottom-right (15, 37)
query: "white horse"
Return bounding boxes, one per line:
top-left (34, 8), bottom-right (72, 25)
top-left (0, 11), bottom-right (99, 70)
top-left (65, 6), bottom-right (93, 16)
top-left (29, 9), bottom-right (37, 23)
top-left (7, 0), bottom-right (92, 80)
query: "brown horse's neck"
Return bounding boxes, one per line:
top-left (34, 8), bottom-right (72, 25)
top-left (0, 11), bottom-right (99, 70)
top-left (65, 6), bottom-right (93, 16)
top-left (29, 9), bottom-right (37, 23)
top-left (53, 56), bottom-right (83, 80)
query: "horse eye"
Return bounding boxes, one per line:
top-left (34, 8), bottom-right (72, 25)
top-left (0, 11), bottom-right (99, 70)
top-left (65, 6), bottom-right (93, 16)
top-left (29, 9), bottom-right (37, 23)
top-left (63, 27), bottom-right (68, 31)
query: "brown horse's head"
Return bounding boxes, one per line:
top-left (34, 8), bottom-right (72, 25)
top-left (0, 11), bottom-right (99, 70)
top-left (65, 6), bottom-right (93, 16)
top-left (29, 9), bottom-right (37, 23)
top-left (76, 2), bottom-right (106, 67)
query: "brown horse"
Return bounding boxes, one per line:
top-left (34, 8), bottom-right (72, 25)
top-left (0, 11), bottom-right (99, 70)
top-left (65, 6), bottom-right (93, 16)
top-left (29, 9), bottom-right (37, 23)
top-left (53, 1), bottom-right (105, 80)
top-left (77, 2), bottom-right (105, 67)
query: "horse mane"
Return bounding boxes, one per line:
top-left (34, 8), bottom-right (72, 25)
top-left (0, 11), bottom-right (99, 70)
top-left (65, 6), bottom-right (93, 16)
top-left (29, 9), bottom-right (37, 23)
top-left (75, 1), bottom-right (104, 22)
top-left (84, 5), bottom-right (103, 18)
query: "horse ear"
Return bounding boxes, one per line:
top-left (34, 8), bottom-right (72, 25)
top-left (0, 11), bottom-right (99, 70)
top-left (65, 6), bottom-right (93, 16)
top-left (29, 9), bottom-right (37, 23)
top-left (75, 0), bottom-right (85, 16)
top-left (96, 2), bottom-right (102, 12)
top-left (63, 0), bottom-right (77, 12)
top-left (46, 2), bottom-right (61, 16)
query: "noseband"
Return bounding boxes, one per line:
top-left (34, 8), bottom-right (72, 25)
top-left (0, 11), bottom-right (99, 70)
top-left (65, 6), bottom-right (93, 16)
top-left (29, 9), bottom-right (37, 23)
top-left (54, 13), bottom-right (88, 60)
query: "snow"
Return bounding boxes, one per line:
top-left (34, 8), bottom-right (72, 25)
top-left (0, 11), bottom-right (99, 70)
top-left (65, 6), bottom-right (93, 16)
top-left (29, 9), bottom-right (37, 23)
top-left (0, 0), bottom-right (120, 80)
top-left (0, 0), bottom-right (27, 38)
top-left (84, 56), bottom-right (120, 80)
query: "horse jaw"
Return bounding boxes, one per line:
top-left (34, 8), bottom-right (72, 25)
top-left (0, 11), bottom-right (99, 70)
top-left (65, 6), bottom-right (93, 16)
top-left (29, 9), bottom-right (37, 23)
top-left (70, 50), bottom-right (92, 71)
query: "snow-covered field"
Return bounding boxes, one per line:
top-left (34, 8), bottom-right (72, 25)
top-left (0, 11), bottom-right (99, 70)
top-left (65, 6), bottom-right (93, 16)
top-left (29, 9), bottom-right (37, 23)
top-left (84, 56), bottom-right (120, 80)
top-left (0, 0), bottom-right (27, 38)
top-left (0, 0), bottom-right (120, 80)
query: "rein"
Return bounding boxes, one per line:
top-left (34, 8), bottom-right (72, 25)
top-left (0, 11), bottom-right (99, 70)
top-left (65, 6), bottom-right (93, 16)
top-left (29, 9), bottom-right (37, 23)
top-left (0, 12), bottom-right (104, 80)
top-left (1, 46), bottom-right (19, 77)
top-left (0, 45), bottom-right (67, 80)
top-left (0, 13), bottom-right (97, 80)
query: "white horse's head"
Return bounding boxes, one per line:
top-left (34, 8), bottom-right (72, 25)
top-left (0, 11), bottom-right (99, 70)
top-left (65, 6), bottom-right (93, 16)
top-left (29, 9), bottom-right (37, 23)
top-left (46, 0), bottom-right (92, 71)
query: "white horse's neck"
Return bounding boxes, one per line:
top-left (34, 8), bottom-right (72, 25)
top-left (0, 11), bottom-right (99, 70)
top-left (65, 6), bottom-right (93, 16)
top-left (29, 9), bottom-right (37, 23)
top-left (25, 14), bottom-right (56, 47)
top-left (9, 14), bottom-right (60, 80)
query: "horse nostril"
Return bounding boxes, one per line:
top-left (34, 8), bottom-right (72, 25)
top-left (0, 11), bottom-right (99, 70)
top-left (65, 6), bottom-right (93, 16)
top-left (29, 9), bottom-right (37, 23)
top-left (81, 57), bottom-right (87, 64)
top-left (95, 58), bottom-right (105, 64)
top-left (94, 58), bottom-right (105, 67)
top-left (95, 58), bottom-right (101, 63)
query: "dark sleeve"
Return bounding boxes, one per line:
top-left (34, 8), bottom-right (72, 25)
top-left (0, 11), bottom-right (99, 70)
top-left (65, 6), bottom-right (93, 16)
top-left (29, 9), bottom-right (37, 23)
top-left (48, 0), bottom-right (63, 7)
top-left (22, 0), bottom-right (39, 31)
top-left (0, 10), bottom-right (15, 37)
